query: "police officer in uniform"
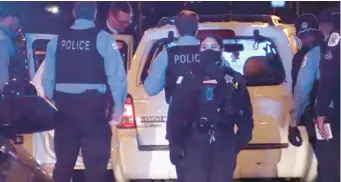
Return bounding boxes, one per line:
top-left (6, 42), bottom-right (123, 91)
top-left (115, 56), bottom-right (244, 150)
top-left (105, 1), bottom-right (132, 35)
top-left (41, 2), bottom-right (128, 182)
top-left (144, 10), bottom-right (200, 103)
top-left (288, 14), bottom-right (321, 149)
top-left (143, 10), bottom-right (200, 180)
top-left (315, 9), bottom-right (340, 182)
top-left (0, 3), bottom-right (20, 91)
top-left (167, 44), bottom-right (253, 182)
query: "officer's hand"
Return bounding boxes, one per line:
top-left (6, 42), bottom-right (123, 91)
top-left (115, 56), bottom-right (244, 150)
top-left (315, 116), bottom-right (330, 140)
top-left (110, 114), bottom-right (122, 126)
top-left (169, 143), bottom-right (185, 165)
top-left (288, 126), bottom-right (303, 147)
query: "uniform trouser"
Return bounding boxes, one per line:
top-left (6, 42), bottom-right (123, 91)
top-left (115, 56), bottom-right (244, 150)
top-left (305, 119), bottom-right (316, 150)
top-left (315, 119), bottom-right (340, 182)
top-left (176, 130), bottom-right (238, 182)
top-left (52, 91), bottom-right (112, 182)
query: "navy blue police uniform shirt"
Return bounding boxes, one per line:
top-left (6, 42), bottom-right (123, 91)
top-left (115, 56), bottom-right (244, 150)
top-left (41, 19), bottom-right (128, 118)
top-left (316, 31), bottom-right (340, 118)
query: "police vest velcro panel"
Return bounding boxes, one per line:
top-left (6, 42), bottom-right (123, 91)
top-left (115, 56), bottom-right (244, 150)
top-left (55, 28), bottom-right (106, 84)
top-left (165, 45), bottom-right (200, 103)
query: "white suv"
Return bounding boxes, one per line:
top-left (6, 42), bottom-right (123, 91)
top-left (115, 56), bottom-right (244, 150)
top-left (29, 14), bottom-right (317, 182)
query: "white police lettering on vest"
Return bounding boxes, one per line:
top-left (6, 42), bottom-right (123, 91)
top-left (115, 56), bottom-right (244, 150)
top-left (61, 40), bottom-right (91, 51)
top-left (174, 53), bottom-right (200, 64)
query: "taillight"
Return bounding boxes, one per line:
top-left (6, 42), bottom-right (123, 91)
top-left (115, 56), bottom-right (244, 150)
top-left (117, 94), bottom-right (136, 129)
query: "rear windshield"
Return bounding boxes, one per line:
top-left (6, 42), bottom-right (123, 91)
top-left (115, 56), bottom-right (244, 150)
top-left (140, 29), bottom-right (285, 86)
top-left (222, 38), bottom-right (285, 86)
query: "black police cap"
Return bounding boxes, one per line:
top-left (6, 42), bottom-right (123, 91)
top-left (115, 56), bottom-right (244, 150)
top-left (295, 13), bottom-right (320, 36)
top-left (175, 10), bottom-right (199, 36)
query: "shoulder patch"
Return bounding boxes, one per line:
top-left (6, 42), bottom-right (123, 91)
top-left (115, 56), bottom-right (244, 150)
top-left (112, 42), bottom-right (119, 50)
top-left (301, 55), bottom-right (308, 68)
top-left (327, 32), bottom-right (340, 47)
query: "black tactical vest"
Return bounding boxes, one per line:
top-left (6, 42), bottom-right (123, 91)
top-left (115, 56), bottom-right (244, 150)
top-left (55, 28), bottom-right (106, 84)
top-left (165, 45), bottom-right (200, 104)
top-left (187, 67), bottom-right (240, 128)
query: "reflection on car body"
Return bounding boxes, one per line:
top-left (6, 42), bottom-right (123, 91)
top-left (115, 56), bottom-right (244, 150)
top-left (0, 139), bottom-right (52, 182)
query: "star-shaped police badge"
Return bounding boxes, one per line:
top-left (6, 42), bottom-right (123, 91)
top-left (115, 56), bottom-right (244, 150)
top-left (301, 22), bottom-right (308, 30)
top-left (224, 74), bottom-right (233, 84)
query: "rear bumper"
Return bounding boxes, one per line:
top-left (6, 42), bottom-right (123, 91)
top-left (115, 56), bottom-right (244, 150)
top-left (115, 129), bottom-right (316, 180)
top-left (138, 143), bottom-right (289, 151)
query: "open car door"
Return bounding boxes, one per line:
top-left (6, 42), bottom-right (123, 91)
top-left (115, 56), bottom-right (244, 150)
top-left (25, 33), bottom-right (133, 175)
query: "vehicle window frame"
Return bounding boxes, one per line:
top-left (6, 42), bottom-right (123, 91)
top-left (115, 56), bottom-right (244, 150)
top-left (139, 38), bottom-right (169, 84)
top-left (140, 33), bottom-right (286, 87)
top-left (32, 39), bottom-right (51, 72)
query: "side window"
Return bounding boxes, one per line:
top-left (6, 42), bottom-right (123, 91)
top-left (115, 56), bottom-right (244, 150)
top-left (32, 39), bottom-right (50, 72)
top-left (140, 39), bottom-right (168, 84)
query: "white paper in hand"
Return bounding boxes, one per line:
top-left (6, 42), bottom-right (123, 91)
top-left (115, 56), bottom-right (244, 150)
top-left (315, 123), bottom-right (333, 140)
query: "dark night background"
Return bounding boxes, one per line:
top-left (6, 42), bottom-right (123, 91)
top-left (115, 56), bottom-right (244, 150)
top-left (5, 1), bottom-right (339, 41)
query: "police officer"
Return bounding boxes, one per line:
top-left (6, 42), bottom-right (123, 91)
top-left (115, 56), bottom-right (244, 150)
top-left (144, 10), bottom-right (200, 103)
top-left (105, 1), bottom-right (132, 34)
top-left (314, 9), bottom-right (340, 182)
top-left (288, 14), bottom-right (321, 149)
top-left (143, 10), bottom-right (200, 180)
top-left (41, 2), bottom-right (127, 182)
top-left (167, 42), bottom-right (253, 182)
top-left (0, 3), bottom-right (20, 91)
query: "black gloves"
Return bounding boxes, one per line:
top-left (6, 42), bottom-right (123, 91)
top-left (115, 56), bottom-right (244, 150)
top-left (169, 143), bottom-right (185, 165)
top-left (288, 126), bottom-right (303, 147)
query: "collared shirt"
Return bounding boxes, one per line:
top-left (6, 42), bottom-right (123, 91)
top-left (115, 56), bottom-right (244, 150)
top-left (144, 36), bottom-right (199, 96)
top-left (106, 19), bottom-right (118, 34)
top-left (290, 46), bottom-right (321, 125)
top-left (0, 25), bottom-right (14, 91)
top-left (41, 19), bottom-right (127, 116)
